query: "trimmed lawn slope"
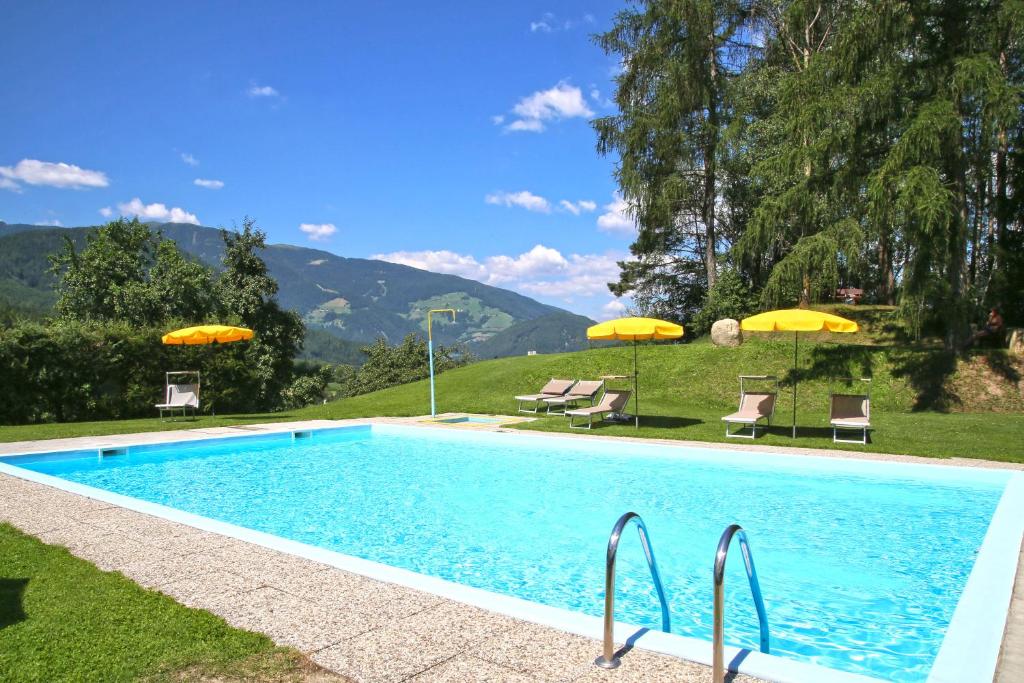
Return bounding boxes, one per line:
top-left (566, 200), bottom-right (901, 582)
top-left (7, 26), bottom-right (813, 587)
top-left (306, 336), bottom-right (1024, 462)
top-left (1, 308), bottom-right (1021, 463)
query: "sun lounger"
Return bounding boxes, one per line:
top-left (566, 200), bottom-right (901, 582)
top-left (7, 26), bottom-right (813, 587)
top-left (566, 389), bottom-right (632, 429)
top-left (155, 383), bottom-right (199, 420)
top-left (515, 378), bottom-right (576, 413)
top-left (722, 376), bottom-right (778, 438)
top-left (830, 392), bottom-right (871, 444)
top-left (542, 380), bottom-right (604, 413)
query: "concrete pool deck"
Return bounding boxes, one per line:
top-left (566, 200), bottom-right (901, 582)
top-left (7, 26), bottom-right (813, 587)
top-left (0, 417), bottom-right (1021, 682)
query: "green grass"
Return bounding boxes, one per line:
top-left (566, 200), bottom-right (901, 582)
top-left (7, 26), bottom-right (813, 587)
top-left (292, 337), bottom-right (1024, 463)
top-left (2, 309), bottom-right (1022, 463)
top-left (0, 524), bottom-right (321, 682)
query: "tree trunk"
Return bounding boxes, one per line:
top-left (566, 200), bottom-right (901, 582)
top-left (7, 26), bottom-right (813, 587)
top-left (878, 233), bottom-right (896, 305)
top-left (704, 34), bottom-right (720, 291)
top-left (947, 149), bottom-right (970, 350)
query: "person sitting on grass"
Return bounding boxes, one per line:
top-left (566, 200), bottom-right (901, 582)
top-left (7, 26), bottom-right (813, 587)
top-left (964, 306), bottom-right (1005, 349)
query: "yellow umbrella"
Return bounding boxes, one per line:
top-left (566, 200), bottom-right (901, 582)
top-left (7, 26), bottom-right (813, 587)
top-left (161, 325), bottom-right (254, 345)
top-left (740, 309), bottom-right (858, 438)
top-left (587, 317), bottom-right (684, 428)
top-left (162, 325), bottom-right (254, 416)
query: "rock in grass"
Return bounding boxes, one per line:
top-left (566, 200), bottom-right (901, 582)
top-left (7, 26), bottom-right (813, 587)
top-left (711, 318), bottom-right (742, 347)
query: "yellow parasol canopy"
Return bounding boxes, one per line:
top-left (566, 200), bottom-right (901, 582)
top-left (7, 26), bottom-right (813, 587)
top-left (586, 317), bottom-right (685, 341)
top-left (586, 317), bottom-right (684, 428)
top-left (740, 309), bottom-right (858, 438)
top-left (161, 325), bottom-right (254, 345)
top-left (741, 308), bottom-right (858, 333)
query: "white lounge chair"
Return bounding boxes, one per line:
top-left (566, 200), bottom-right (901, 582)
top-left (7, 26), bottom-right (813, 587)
top-left (156, 371), bottom-right (200, 420)
top-left (830, 379), bottom-right (871, 444)
top-left (566, 390), bottom-right (632, 429)
top-left (542, 380), bottom-right (604, 413)
top-left (721, 375), bottom-right (778, 438)
top-left (515, 378), bottom-right (576, 413)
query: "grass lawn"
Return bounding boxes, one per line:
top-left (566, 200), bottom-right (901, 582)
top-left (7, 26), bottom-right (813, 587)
top-left (2, 308), bottom-right (1022, 464)
top-left (298, 338), bottom-right (1024, 463)
top-left (0, 523), bottom-right (335, 682)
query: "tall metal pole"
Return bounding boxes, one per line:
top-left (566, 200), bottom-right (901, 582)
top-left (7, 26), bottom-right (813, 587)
top-left (633, 340), bottom-right (639, 428)
top-left (427, 308), bottom-right (456, 417)
top-left (792, 331), bottom-right (799, 438)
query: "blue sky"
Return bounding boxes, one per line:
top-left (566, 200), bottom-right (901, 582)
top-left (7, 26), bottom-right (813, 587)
top-left (0, 1), bottom-right (635, 320)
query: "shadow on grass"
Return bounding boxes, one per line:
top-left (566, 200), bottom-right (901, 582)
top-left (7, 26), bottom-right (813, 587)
top-left (799, 343), bottom-right (878, 384)
top-left (888, 348), bottom-right (960, 412)
top-left (0, 578), bottom-right (28, 629)
top-left (762, 425), bottom-right (854, 441)
top-left (633, 416), bottom-right (703, 430)
top-left (982, 350), bottom-right (1022, 385)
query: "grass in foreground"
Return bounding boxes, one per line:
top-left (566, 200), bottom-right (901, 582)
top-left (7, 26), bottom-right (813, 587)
top-left (0, 524), bottom-right (333, 682)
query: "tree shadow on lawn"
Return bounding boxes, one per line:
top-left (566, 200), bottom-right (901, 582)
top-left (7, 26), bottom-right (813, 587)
top-left (797, 343), bottom-right (877, 386)
top-left (887, 347), bottom-right (960, 412)
top-left (981, 350), bottom-right (1022, 385)
top-left (0, 577), bottom-right (28, 629)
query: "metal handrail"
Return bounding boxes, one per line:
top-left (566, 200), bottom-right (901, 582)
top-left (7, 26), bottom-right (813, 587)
top-left (713, 524), bottom-right (769, 683)
top-left (594, 512), bottom-right (671, 669)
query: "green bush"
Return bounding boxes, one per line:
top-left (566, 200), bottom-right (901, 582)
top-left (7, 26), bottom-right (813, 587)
top-left (692, 268), bottom-right (757, 336)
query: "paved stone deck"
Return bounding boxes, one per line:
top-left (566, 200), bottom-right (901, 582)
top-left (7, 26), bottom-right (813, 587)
top-left (0, 417), bottom-right (1021, 682)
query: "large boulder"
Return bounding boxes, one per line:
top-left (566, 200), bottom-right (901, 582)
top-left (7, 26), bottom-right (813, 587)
top-left (1009, 328), bottom-right (1024, 357)
top-left (711, 318), bottom-right (742, 347)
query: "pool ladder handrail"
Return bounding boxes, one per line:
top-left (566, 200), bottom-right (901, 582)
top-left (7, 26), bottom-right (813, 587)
top-left (713, 524), bottom-right (770, 683)
top-left (594, 512), bottom-right (671, 669)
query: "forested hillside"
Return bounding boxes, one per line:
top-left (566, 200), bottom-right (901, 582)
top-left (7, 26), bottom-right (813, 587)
top-left (0, 221), bottom-right (595, 359)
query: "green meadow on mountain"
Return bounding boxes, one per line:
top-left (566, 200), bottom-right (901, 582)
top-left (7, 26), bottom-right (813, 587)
top-left (0, 221), bottom-right (594, 361)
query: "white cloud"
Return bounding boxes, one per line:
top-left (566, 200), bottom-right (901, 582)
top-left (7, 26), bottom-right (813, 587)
top-left (505, 118), bottom-right (546, 133)
top-left (374, 245), bottom-right (624, 296)
top-left (35, 219), bottom-right (62, 227)
top-left (98, 206), bottom-right (113, 218)
top-left (502, 82), bottom-right (594, 133)
top-left (597, 192), bottom-right (636, 233)
top-left (530, 12), bottom-right (595, 33)
top-left (0, 159), bottom-right (109, 191)
top-left (485, 190), bottom-right (551, 213)
top-left (491, 114), bottom-right (505, 125)
top-left (193, 178), bottom-right (224, 190)
top-left (180, 152), bottom-right (199, 166)
top-left (600, 299), bottom-right (627, 320)
top-left (299, 222), bottom-right (337, 241)
top-left (248, 84), bottom-right (279, 98)
top-left (373, 245), bottom-right (631, 319)
top-left (559, 199), bottom-right (597, 215)
top-left (116, 197), bottom-right (199, 225)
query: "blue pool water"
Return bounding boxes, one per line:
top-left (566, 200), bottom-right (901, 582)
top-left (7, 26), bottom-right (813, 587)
top-left (6, 426), bottom-right (1012, 681)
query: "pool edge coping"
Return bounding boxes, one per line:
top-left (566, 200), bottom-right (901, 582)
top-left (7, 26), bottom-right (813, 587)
top-left (1, 417), bottom-right (1021, 683)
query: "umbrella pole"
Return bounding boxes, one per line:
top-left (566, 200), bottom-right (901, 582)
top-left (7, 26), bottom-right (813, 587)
top-left (634, 340), bottom-right (639, 428)
top-left (792, 331), bottom-right (798, 438)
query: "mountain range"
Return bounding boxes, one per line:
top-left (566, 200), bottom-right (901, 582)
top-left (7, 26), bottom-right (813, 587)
top-left (0, 221), bottom-right (596, 363)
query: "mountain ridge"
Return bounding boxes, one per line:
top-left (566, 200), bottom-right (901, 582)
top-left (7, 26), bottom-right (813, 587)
top-left (0, 221), bottom-right (597, 360)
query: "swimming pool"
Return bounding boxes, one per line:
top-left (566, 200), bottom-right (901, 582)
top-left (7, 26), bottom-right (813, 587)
top-left (2, 424), bottom-right (1021, 683)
